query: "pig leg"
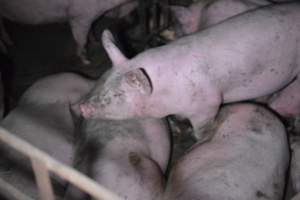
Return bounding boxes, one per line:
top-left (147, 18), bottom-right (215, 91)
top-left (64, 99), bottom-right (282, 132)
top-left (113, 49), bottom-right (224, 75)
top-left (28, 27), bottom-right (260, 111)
top-left (188, 97), bottom-right (221, 143)
top-left (269, 77), bottom-right (300, 119)
top-left (69, 18), bottom-right (93, 65)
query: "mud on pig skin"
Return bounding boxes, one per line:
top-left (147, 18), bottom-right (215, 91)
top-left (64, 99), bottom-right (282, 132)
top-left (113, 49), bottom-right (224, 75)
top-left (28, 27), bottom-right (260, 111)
top-left (0, 0), bottom-right (136, 64)
top-left (0, 72), bottom-right (94, 198)
top-left (65, 106), bottom-right (170, 200)
top-left (170, 0), bottom-right (271, 38)
top-left (78, 2), bottom-right (300, 142)
top-left (162, 103), bottom-right (289, 200)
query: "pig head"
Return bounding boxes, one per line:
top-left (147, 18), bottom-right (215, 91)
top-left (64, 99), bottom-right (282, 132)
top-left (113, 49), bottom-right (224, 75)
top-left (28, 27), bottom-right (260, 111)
top-left (78, 31), bottom-right (153, 120)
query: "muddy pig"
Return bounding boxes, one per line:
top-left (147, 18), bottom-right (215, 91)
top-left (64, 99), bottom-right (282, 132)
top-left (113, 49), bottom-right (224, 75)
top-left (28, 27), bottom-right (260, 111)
top-left (65, 89), bottom-right (170, 199)
top-left (170, 0), bottom-right (271, 38)
top-left (162, 103), bottom-right (289, 200)
top-left (268, 77), bottom-right (300, 119)
top-left (0, 72), bottom-right (94, 198)
top-left (77, 3), bottom-right (300, 142)
top-left (0, 0), bottom-right (136, 64)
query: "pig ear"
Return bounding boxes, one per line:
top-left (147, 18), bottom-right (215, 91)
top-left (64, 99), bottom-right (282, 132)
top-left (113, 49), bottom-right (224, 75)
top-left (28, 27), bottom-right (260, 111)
top-left (102, 29), bottom-right (128, 66)
top-left (124, 68), bottom-right (153, 95)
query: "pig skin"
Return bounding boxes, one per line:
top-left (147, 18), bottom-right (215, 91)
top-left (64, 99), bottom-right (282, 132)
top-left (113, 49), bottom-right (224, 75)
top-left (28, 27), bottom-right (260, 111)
top-left (0, 0), bottom-right (136, 64)
top-left (291, 136), bottom-right (300, 195)
top-left (291, 193), bottom-right (300, 200)
top-left (65, 71), bottom-right (170, 200)
top-left (268, 78), bottom-right (300, 119)
top-left (162, 103), bottom-right (289, 200)
top-left (171, 0), bottom-right (271, 38)
top-left (78, 3), bottom-right (300, 142)
top-left (65, 116), bottom-right (170, 200)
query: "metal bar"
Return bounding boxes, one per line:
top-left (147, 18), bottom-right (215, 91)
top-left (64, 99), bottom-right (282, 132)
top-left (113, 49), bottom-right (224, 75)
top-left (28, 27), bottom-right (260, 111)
top-left (0, 127), bottom-right (121, 200)
top-left (31, 159), bottom-right (55, 200)
top-left (0, 178), bottom-right (34, 200)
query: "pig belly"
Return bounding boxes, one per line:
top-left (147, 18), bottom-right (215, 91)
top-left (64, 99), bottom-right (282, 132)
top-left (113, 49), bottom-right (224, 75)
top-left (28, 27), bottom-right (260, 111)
top-left (0, 0), bottom-right (68, 24)
top-left (163, 104), bottom-right (289, 200)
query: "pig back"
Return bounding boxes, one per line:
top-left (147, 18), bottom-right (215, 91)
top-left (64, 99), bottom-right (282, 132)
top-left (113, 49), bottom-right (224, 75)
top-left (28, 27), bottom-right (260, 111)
top-left (163, 104), bottom-right (289, 200)
top-left (0, 0), bottom-right (69, 24)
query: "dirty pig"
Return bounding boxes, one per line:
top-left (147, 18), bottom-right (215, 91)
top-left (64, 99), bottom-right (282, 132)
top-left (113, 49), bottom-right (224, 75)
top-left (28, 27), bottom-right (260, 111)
top-left (162, 104), bottom-right (289, 200)
top-left (170, 0), bottom-right (271, 38)
top-left (65, 108), bottom-right (170, 200)
top-left (78, 2), bottom-right (300, 142)
top-left (0, 0), bottom-right (136, 64)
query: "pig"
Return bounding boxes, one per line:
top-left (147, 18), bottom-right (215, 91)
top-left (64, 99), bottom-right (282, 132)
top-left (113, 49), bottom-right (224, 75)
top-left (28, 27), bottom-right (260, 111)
top-left (1, 72), bottom-right (94, 164)
top-left (170, 0), bottom-right (271, 38)
top-left (291, 193), bottom-right (300, 200)
top-left (65, 115), bottom-right (170, 200)
top-left (290, 136), bottom-right (300, 195)
top-left (0, 72), bottom-right (94, 198)
top-left (268, 78), bottom-right (300, 119)
top-left (0, 0), bottom-right (136, 64)
top-left (77, 2), bottom-right (300, 142)
top-left (65, 69), bottom-right (170, 200)
top-left (162, 103), bottom-right (289, 200)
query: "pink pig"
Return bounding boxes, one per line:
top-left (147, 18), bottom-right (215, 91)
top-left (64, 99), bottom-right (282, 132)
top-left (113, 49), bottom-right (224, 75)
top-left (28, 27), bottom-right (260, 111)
top-left (78, 2), bottom-right (300, 142)
top-left (163, 104), bottom-right (289, 200)
top-left (171, 0), bottom-right (271, 37)
top-left (0, 0), bottom-right (136, 64)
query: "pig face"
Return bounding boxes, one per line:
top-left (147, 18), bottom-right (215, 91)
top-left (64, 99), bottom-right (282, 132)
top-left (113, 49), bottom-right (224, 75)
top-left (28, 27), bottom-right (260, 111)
top-left (80, 68), bottom-right (152, 119)
top-left (78, 30), bottom-right (153, 119)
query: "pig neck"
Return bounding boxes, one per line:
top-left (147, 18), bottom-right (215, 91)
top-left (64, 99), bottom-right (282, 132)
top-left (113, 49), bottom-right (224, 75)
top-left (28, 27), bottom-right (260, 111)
top-left (129, 37), bottom-right (221, 118)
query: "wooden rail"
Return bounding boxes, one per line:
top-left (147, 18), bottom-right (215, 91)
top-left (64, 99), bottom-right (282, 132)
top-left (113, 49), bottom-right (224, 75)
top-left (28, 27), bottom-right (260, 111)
top-left (0, 127), bottom-right (121, 200)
